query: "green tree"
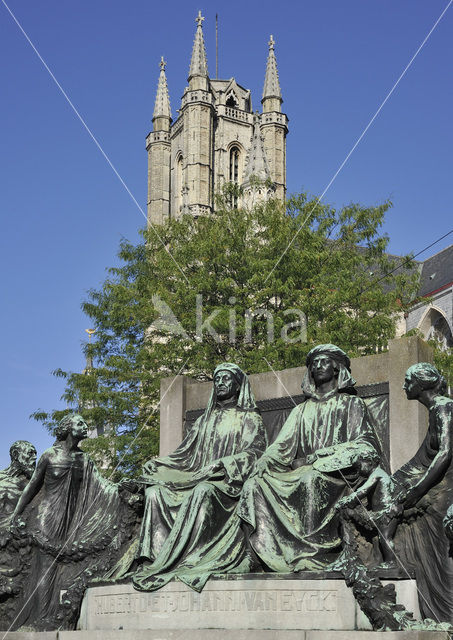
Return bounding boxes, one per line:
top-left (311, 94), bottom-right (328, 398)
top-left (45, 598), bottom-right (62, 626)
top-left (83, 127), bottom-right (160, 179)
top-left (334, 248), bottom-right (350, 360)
top-left (404, 329), bottom-right (453, 396)
top-left (430, 342), bottom-right (453, 393)
top-left (32, 187), bottom-right (419, 478)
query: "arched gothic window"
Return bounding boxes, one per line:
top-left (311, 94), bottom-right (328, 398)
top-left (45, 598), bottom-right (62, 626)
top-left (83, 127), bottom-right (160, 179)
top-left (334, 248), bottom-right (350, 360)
top-left (175, 154), bottom-right (183, 215)
top-left (226, 93), bottom-right (238, 108)
top-left (229, 147), bottom-right (240, 184)
top-left (226, 96), bottom-right (236, 108)
top-left (419, 307), bottom-right (453, 350)
top-left (229, 146), bottom-right (240, 208)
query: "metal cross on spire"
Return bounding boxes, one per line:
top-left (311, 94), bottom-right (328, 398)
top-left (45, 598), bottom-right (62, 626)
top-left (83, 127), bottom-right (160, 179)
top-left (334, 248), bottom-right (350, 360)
top-left (196, 10), bottom-right (204, 27)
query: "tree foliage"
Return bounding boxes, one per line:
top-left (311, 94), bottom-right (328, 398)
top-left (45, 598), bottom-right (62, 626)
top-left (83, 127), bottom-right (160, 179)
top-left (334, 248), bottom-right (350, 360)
top-left (430, 343), bottom-right (453, 393)
top-left (32, 187), bottom-right (419, 478)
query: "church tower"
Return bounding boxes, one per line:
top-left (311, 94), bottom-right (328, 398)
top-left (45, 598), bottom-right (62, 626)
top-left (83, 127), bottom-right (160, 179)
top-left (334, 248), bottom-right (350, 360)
top-left (146, 13), bottom-right (288, 226)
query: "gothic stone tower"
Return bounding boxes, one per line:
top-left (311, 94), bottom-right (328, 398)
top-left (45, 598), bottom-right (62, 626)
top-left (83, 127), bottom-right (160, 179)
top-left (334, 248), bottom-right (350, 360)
top-left (146, 12), bottom-right (288, 226)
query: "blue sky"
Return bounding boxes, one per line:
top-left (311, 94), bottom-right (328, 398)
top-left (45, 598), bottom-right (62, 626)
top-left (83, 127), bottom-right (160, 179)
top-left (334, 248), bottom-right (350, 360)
top-left (1, 1), bottom-right (452, 468)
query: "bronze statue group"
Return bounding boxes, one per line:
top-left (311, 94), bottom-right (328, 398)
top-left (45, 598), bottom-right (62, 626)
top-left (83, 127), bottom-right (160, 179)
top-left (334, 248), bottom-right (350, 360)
top-left (0, 344), bottom-right (452, 631)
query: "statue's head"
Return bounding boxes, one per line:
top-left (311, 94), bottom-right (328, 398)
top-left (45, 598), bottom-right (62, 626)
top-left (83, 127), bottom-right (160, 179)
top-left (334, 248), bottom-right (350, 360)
top-left (206, 363), bottom-right (257, 415)
top-left (9, 440), bottom-right (37, 478)
top-left (213, 364), bottom-right (243, 402)
top-left (55, 414), bottom-right (88, 441)
top-left (403, 363), bottom-right (447, 400)
top-left (304, 344), bottom-right (356, 395)
top-left (309, 353), bottom-right (339, 387)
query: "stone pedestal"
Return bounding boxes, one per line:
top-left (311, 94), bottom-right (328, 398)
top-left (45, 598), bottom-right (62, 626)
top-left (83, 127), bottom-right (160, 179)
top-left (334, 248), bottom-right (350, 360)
top-left (65, 633), bottom-right (448, 640)
top-left (78, 577), bottom-right (420, 632)
top-left (2, 632), bottom-right (448, 640)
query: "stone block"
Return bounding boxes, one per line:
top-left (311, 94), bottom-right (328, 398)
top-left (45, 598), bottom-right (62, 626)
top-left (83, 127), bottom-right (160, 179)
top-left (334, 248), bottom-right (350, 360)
top-left (159, 376), bottom-right (188, 456)
top-left (387, 336), bottom-right (433, 471)
top-left (0, 634), bottom-right (57, 640)
top-left (1, 631), bottom-right (447, 640)
top-left (79, 577), bottom-right (420, 632)
top-left (307, 633), bottom-right (446, 640)
top-left (66, 632), bottom-right (305, 640)
top-left (79, 580), bottom-right (352, 631)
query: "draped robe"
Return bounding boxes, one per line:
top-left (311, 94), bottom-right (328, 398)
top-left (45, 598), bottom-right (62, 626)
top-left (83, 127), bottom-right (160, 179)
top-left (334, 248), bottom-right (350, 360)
top-left (13, 448), bottom-right (125, 630)
top-left (238, 389), bottom-right (378, 571)
top-left (394, 396), bottom-right (453, 624)
top-left (132, 400), bottom-right (266, 592)
top-left (0, 469), bottom-right (28, 541)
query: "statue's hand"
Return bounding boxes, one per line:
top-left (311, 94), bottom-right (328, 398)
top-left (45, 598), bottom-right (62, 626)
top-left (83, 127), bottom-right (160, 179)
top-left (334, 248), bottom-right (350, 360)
top-left (393, 486), bottom-right (408, 505)
top-left (119, 478), bottom-right (141, 494)
top-left (142, 459), bottom-right (159, 476)
top-left (9, 515), bottom-right (26, 538)
top-left (403, 491), bottom-right (419, 510)
top-left (253, 456), bottom-right (272, 478)
top-left (395, 479), bottom-right (416, 507)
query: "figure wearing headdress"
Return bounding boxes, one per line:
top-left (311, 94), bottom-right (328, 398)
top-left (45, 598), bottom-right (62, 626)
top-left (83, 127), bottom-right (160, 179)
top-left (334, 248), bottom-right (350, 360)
top-left (391, 363), bottom-right (453, 623)
top-left (238, 344), bottom-right (379, 572)
top-left (130, 363), bottom-right (266, 592)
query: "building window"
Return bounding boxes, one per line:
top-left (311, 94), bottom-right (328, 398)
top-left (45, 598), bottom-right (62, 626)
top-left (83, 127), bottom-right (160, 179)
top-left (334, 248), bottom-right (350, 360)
top-left (426, 313), bottom-right (453, 349)
top-left (175, 155), bottom-right (183, 215)
top-left (229, 147), bottom-right (240, 183)
top-left (226, 93), bottom-right (238, 108)
top-left (229, 146), bottom-right (240, 208)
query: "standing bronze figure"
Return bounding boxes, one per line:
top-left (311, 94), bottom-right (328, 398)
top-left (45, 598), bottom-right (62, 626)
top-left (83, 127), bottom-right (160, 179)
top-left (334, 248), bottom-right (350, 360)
top-left (10, 414), bottom-right (132, 630)
top-left (392, 363), bottom-right (453, 623)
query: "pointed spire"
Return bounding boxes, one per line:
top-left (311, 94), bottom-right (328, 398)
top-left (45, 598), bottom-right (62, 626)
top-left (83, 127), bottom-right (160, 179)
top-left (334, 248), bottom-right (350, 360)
top-left (243, 113), bottom-right (272, 183)
top-left (153, 57), bottom-right (172, 121)
top-left (189, 11), bottom-right (208, 80)
top-left (262, 35), bottom-right (282, 105)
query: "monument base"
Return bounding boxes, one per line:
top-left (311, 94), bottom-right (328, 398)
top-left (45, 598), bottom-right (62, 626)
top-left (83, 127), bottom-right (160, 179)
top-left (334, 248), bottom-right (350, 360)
top-left (2, 633), bottom-right (450, 640)
top-left (78, 574), bottom-right (420, 632)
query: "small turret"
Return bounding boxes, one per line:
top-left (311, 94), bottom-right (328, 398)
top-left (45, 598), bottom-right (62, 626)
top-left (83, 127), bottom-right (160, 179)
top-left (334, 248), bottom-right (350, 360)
top-left (262, 35), bottom-right (282, 113)
top-left (243, 112), bottom-right (272, 184)
top-left (188, 11), bottom-right (209, 91)
top-left (147, 57), bottom-right (172, 226)
top-left (260, 35), bottom-right (287, 201)
top-left (242, 113), bottom-right (275, 207)
top-left (153, 57), bottom-right (172, 132)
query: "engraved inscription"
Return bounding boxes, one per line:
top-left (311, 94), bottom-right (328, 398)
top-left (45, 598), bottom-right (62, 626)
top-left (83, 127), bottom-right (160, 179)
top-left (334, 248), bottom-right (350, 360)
top-left (93, 589), bottom-right (337, 615)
